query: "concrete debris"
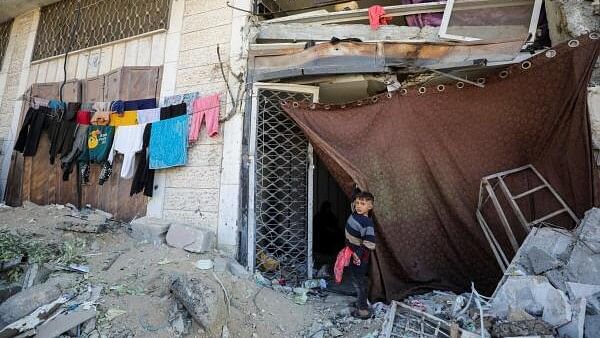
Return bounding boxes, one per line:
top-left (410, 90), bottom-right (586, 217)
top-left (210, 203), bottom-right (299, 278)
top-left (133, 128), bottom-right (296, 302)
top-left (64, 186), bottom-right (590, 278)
top-left (57, 220), bottom-right (103, 233)
top-left (195, 259), bottom-right (214, 270)
top-left (0, 282), bottom-right (21, 303)
top-left (170, 275), bottom-right (226, 336)
top-left (103, 308), bottom-right (126, 322)
top-left (566, 208), bottom-right (600, 285)
top-left (584, 315), bottom-right (600, 338)
top-left (35, 309), bottom-right (97, 338)
top-left (165, 223), bottom-right (215, 253)
top-left (227, 259), bottom-right (249, 278)
top-left (527, 246), bottom-right (564, 274)
top-left (213, 256), bottom-right (228, 273)
top-left (491, 319), bottom-right (554, 337)
top-left (21, 263), bottom-right (51, 289)
top-left (558, 297), bottom-right (587, 338)
top-left (129, 217), bottom-right (171, 245)
top-left (0, 295), bottom-right (69, 337)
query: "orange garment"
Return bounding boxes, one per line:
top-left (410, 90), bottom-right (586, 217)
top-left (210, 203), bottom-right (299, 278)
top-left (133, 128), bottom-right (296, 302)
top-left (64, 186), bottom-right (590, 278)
top-left (91, 111), bottom-right (111, 126)
top-left (109, 111), bottom-right (138, 126)
top-left (368, 5), bottom-right (391, 30)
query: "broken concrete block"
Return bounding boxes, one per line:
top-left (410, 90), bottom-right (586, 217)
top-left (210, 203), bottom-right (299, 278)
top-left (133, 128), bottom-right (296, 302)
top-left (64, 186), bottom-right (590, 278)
top-left (527, 246), bottom-right (564, 274)
top-left (35, 309), bottom-right (97, 338)
top-left (558, 298), bottom-right (586, 338)
top-left (567, 208), bottom-right (600, 285)
top-left (227, 259), bottom-right (249, 278)
top-left (544, 269), bottom-right (568, 292)
top-left (21, 263), bottom-right (51, 289)
top-left (508, 307), bottom-right (536, 321)
top-left (166, 223), bottom-right (215, 253)
top-left (566, 282), bottom-right (600, 315)
top-left (0, 279), bottom-right (63, 327)
top-left (491, 276), bottom-right (572, 327)
top-left (491, 319), bottom-right (554, 337)
top-left (170, 275), bottom-right (225, 337)
top-left (130, 217), bottom-right (171, 245)
top-left (0, 282), bottom-right (21, 303)
top-left (585, 315), bottom-right (600, 338)
top-left (588, 291), bottom-right (600, 315)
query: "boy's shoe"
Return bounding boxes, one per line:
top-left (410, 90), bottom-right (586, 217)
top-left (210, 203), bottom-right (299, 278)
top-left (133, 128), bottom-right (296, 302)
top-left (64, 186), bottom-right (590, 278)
top-left (351, 308), bottom-right (373, 320)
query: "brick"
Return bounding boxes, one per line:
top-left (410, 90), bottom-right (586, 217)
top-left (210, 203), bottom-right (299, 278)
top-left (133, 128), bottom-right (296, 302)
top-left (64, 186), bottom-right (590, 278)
top-left (180, 25), bottom-right (231, 51)
top-left (163, 210), bottom-right (218, 229)
top-left (178, 44), bottom-right (230, 70)
top-left (184, 0), bottom-right (228, 16)
top-left (183, 7), bottom-right (232, 33)
top-left (175, 82), bottom-right (228, 100)
top-left (166, 166), bottom-right (221, 189)
top-left (166, 222), bottom-right (215, 253)
top-left (175, 64), bottom-right (228, 88)
top-left (187, 144), bottom-right (223, 167)
top-left (130, 217), bottom-right (171, 245)
top-left (164, 188), bottom-right (219, 212)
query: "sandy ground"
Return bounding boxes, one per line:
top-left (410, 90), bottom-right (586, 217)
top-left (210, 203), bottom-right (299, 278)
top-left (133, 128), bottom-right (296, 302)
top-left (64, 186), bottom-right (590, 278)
top-left (0, 202), bottom-right (384, 338)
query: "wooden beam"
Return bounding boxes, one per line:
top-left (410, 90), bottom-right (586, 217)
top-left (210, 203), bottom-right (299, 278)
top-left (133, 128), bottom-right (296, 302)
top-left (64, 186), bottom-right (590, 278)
top-left (249, 42), bottom-right (307, 57)
top-left (264, 0), bottom-right (534, 25)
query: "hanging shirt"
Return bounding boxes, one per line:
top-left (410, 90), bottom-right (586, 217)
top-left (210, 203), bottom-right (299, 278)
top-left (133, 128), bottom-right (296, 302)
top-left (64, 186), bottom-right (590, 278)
top-left (159, 103), bottom-right (186, 120)
top-left (60, 124), bottom-right (88, 181)
top-left (91, 111), bottom-right (111, 125)
top-left (109, 111), bottom-right (138, 126)
top-left (149, 115), bottom-right (188, 169)
top-left (76, 110), bottom-right (92, 125)
top-left (124, 98), bottom-right (157, 110)
top-left (136, 108), bottom-right (160, 124)
top-left (14, 107), bottom-right (49, 156)
top-left (80, 125), bottom-right (115, 163)
top-left (108, 124), bottom-right (146, 179)
top-left (162, 92), bottom-right (199, 115)
top-left (189, 94), bottom-right (220, 142)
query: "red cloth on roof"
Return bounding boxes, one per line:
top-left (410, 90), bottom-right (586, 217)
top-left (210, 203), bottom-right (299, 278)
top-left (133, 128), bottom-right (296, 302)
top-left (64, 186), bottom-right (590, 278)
top-left (368, 5), bottom-right (391, 30)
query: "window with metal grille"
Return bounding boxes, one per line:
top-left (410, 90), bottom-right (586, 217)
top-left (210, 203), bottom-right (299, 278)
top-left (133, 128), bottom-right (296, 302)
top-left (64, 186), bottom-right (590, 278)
top-left (253, 89), bottom-right (313, 283)
top-left (32, 0), bottom-right (170, 61)
top-left (0, 20), bottom-right (13, 69)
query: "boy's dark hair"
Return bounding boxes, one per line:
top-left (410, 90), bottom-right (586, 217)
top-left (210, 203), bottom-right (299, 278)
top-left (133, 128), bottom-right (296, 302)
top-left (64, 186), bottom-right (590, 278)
top-left (355, 191), bottom-right (374, 202)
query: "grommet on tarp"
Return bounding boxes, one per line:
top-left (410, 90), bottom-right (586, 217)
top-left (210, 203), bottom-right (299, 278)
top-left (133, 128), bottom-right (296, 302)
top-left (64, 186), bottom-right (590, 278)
top-left (499, 70), bottom-right (509, 78)
top-left (437, 85), bottom-right (445, 92)
top-left (310, 103), bottom-right (316, 110)
top-left (357, 100), bottom-right (363, 106)
top-left (477, 78), bottom-right (486, 85)
top-left (386, 92), bottom-right (393, 99)
top-left (521, 61), bottom-right (532, 70)
top-left (371, 97), bottom-right (379, 103)
top-left (292, 102), bottom-right (299, 108)
top-left (456, 81), bottom-right (465, 89)
top-left (324, 104), bottom-right (331, 110)
top-left (400, 88), bottom-right (408, 96)
top-left (418, 87), bottom-right (427, 94)
top-left (545, 49), bottom-right (556, 58)
top-left (590, 32), bottom-right (599, 40)
top-left (340, 104), bottom-right (346, 109)
top-left (568, 39), bottom-right (580, 48)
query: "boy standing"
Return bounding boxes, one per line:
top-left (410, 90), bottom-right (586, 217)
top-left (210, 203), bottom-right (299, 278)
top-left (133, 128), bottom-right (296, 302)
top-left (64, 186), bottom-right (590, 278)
top-left (345, 191), bottom-right (376, 319)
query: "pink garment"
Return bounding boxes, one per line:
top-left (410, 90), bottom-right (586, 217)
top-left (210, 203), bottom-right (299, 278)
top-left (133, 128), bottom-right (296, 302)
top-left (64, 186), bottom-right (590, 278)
top-left (189, 94), bottom-right (220, 142)
top-left (334, 246), bottom-right (353, 284)
top-left (401, 0), bottom-right (442, 27)
top-left (368, 5), bottom-right (391, 30)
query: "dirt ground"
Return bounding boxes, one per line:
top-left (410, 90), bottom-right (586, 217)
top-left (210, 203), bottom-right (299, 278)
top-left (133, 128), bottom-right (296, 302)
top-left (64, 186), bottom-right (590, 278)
top-left (0, 202), bottom-right (384, 338)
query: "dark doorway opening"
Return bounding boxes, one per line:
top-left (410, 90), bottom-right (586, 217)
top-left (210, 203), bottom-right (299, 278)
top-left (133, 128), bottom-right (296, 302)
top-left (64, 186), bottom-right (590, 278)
top-left (312, 154), bottom-right (353, 294)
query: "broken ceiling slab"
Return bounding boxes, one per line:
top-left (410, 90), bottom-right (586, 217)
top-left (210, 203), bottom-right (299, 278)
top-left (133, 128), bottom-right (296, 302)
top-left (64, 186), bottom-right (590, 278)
top-left (566, 208), bottom-right (600, 285)
top-left (252, 40), bottom-right (525, 81)
top-left (256, 23), bottom-right (440, 42)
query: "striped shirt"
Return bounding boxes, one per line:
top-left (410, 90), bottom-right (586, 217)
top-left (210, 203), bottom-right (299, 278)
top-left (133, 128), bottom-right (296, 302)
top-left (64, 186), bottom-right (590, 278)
top-left (345, 213), bottom-right (376, 251)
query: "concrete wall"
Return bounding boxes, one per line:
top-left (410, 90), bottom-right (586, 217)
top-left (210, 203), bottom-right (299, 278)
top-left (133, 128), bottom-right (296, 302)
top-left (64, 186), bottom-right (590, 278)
top-left (0, 0), bottom-right (252, 255)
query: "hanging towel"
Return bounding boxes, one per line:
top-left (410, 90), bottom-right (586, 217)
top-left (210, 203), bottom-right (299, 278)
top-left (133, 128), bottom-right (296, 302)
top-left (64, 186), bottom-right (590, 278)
top-left (108, 124), bottom-right (146, 179)
top-left (149, 115), bottom-right (188, 169)
top-left (190, 94), bottom-right (220, 142)
top-left (136, 108), bottom-right (160, 124)
top-left (368, 5), bottom-right (391, 30)
top-left (162, 92), bottom-right (199, 115)
top-left (159, 103), bottom-right (187, 120)
top-left (109, 111), bottom-right (138, 126)
top-left (124, 98), bottom-right (157, 110)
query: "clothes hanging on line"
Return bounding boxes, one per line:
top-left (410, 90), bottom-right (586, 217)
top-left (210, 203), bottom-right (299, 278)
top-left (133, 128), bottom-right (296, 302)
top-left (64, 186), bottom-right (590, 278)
top-left (91, 111), bottom-right (111, 125)
top-left (149, 115), bottom-right (188, 169)
top-left (30, 97), bottom-right (50, 109)
top-left (76, 110), bottom-right (92, 125)
top-left (162, 92), bottom-right (199, 115)
top-left (108, 124), bottom-right (146, 179)
top-left (14, 106), bottom-right (50, 157)
top-left (60, 124), bottom-right (88, 181)
top-left (130, 123), bottom-right (155, 197)
top-left (124, 98), bottom-right (157, 111)
top-left (159, 102), bottom-right (187, 120)
top-left (136, 108), bottom-right (160, 124)
top-left (80, 125), bottom-right (115, 163)
top-left (48, 120), bottom-right (77, 164)
top-left (189, 94), bottom-right (220, 142)
top-left (63, 103), bottom-right (81, 121)
top-left (368, 5), bottom-right (391, 30)
top-left (109, 111), bottom-right (138, 126)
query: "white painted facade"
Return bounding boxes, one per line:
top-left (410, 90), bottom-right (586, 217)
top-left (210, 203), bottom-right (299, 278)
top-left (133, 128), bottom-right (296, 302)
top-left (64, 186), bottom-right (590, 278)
top-left (0, 0), bottom-right (252, 255)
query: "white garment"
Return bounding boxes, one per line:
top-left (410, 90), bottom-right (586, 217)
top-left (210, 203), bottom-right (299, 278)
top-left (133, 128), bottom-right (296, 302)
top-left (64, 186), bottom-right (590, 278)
top-left (108, 124), bottom-right (146, 179)
top-left (137, 108), bottom-right (160, 124)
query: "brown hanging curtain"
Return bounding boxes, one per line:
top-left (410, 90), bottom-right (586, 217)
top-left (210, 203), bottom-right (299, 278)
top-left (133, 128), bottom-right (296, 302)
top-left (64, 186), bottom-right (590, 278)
top-left (283, 34), bottom-right (600, 301)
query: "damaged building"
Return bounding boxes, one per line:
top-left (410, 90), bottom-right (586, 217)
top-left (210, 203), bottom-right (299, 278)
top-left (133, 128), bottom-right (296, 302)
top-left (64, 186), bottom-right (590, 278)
top-left (0, 0), bottom-right (600, 337)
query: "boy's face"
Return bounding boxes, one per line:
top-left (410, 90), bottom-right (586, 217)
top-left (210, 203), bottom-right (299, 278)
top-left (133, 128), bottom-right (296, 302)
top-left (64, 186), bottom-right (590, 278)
top-left (354, 198), bottom-right (373, 215)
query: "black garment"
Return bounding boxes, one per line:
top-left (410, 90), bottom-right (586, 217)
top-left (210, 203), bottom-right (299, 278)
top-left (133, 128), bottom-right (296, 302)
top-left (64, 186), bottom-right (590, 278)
top-left (349, 263), bottom-right (369, 311)
top-left (64, 102), bottom-right (81, 121)
top-left (14, 107), bottom-right (49, 156)
top-left (159, 103), bottom-right (186, 120)
top-left (130, 123), bottom-right (155, 197)
top-left (61, 124), bottom-right (88, 181)
top-left (48, 120), bottom-right (77, 164)
top-left (98, 161), bottom-right (112, 185)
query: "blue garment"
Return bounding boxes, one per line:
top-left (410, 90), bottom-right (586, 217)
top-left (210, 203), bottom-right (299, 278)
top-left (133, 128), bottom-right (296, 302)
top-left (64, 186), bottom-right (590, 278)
top-left (124, 98), bottom-right (157, 110)
top-left (161, 92), bottom-right (199, 115)
top-left (149, 115), bottom-right (188, 169)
